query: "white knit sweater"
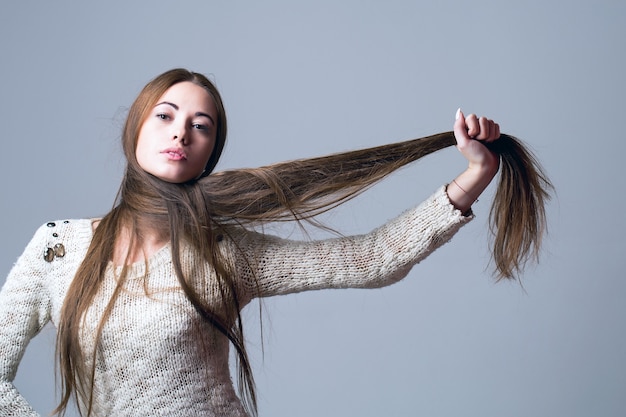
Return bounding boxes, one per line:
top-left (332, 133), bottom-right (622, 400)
top-left (0, 187), bottom-right (471, 416)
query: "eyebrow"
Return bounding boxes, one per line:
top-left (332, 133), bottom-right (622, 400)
top-left (155, 101), bottom-right (215, 125)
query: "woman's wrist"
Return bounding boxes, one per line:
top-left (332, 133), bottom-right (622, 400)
top-left (447, 165), bottom-right (498, 214)
top-left (468, 158), bottom-right (499, 178)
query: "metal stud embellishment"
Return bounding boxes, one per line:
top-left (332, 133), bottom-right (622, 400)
top-left (43, 221), bottom-right (69, 262)
top-left (53, 243), bottom-right (66, 258)
top-left (44, 247), bottom-right (55, 262)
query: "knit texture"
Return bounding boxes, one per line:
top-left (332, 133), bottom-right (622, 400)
top-left (0, 186), bottom-right (471, 416)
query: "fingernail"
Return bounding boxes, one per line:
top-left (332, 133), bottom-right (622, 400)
top-left (455, 108), bottom-right (461, 120)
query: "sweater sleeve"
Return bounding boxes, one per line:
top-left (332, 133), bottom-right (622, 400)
top-left (0, 224), bottom-right (53, 416)
top-left (233, 186), bottom-right (473, 302)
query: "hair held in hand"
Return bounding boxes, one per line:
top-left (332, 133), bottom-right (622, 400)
top-left (204, 131), bottom-right (552, 280)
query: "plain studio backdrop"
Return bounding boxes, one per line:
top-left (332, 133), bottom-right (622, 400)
top-left (1, 1), bottom-right (624, 416)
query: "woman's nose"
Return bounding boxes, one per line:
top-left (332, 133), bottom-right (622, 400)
top-left (172, 126), bottom-right (187, 144)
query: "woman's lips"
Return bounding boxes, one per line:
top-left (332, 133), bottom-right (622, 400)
top-left (161, 148), bottom-right (187, 160)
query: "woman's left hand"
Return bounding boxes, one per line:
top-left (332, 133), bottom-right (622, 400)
top-left (453, 108), bottom-right (500, 174)
top-left (447, 109), bottom-right (502, 213)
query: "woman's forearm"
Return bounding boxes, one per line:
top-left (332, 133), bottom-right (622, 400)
top-left (447, 164), bottom-right (498, 214)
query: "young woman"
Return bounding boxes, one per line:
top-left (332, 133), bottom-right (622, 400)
top-left (0, 68), bottom-right (550, 416)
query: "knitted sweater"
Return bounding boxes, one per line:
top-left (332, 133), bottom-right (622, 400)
top-left (0, 187), bottom-right (471, 416)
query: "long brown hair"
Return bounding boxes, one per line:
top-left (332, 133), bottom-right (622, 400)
top-left (55, 68), bottom-right (552, 417)
top-left (204, 131), bottom-right (552, 279)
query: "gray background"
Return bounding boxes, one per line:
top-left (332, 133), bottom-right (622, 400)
top-left (1, 1), bottom-right (624, 416)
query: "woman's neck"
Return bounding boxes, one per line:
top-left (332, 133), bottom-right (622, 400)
top-left (96, 217), bottom-right (170, 266)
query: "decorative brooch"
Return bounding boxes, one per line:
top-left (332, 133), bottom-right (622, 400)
top-left (44, 221), bottom-right (68, 262)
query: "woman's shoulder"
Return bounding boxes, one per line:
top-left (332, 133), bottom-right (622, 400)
top-left (30, 218), bottom-right (97, 262)
top-left (4, 219), bottom-right (96, 290)
top-left (34, 218), bottom-right (96, 238)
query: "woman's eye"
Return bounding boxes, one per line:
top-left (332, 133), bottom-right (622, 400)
top-left (156, 113), bottom-right (170, 120)
top-left (193, 123), bottom-right (209, 131)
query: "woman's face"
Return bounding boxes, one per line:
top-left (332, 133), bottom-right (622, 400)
top-left (136, 81), bottom-right (217, 183)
